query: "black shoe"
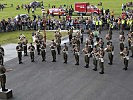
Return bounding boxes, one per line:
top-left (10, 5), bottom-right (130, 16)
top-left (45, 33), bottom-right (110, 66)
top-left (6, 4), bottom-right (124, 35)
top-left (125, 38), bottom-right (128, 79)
top-left (2, 89), bottom-right (8, 91)
top-left (31, 60), bottom-right (34, 62)
top-left (108, 63), bottom-right (112, 65)
top-left (123, 67), bottom-right (128, 70)
top-left (19, 62), bottom-right (22, 64)
top-left (84, 66), bottom-right (89, 68)
top-left (64, 61), bottom-right (67, 64)
top-left (99, 72), bottom-right (104, 74)
top-left (93, 68), bottom-right (97, 71)
top-left (130, 56), bottom-right (133, 58)
top-left (75, 63), bottom-right (79, 65)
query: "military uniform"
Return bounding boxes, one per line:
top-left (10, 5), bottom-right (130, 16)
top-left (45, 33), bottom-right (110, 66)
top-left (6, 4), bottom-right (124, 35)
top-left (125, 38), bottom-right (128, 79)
top-left (131, 38), bottom-right (133, 57)
top-left (127, 32), bottom-right (132, 49)
top-left (16, 43), bottom-right (23, 64)
top-left (62, 43), bottom-right (68, 63)
top-left (72, 37), bottom-right (77, 49)
top-left (73, 45), bottom-right (79, 65)
top-left (98, 48), bottom-right (105, 74)
top-left (120, 47), bottom-right (129, 70)
top-left (77, 38), bottom-right (80, 51)
top-left (105, 42), bottom-right (114, 65)
top-left (119, 34), bottom-right (125, 52)
top-left (0, 65), bottom-right (8, 91)
top-left (50, 45), bottom-right (56, 62)
top-left (50, 41), bottom-right (56, 62)
top-left (40, 43), bottom-right (46, 62)
top-left (68, 28), bottom-right (73, 44)
top-left (23, 38), bottom-right (28, 56)
top-left (82, 45), bottom-right (90, 68)
top-left (28, 44), bottom-right (35, 62)
top-left (0, 46), bottom-right (4, 65)
top-left (98, 38), bottom-right (104, 48)
top-left (35, 39), bottom-right (41, 55)
top-left (80, 33), bottom-right (83, 44)
top-left (56, 42), bottom-right (61, 55)
top-left (55, 32), bottom-right (62, 55)
top-left (92, 48), bottom-right (98, 71)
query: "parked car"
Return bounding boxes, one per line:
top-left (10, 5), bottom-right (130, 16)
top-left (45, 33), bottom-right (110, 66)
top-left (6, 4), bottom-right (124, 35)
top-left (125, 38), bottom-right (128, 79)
top-left (15, 14), bottom-right (29, 21)
top-left (30, 1), bottom-right (41, 7)
top-left (48, 8), bottom-right (66, 16)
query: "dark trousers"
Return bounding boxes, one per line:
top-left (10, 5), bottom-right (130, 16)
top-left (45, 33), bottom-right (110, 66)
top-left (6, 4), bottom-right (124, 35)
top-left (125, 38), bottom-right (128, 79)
top-left (75, 54), bottom-right (79, 64)
top-left (57, 45), bottom-right (61, 55)
top-left (1, 74), bottom-right (6, 91)
top-left (36, 45), bottom-right (40, 55)
top-left (124, 58), bottom-right (128, 68)
top-left (24, 45), bottom-right (28, 56)
top-left (131, 46), bottom-right (133, 56)
top-left (99, 61), bottom-right (104, 73)
top-left (120, 43), bottom-right (124, 52)
top-left (108, 53), bottom-right (113, 64)
top-left (85, 55), bottom-right (89, 67)
top-left (93, 58), bottom-right (98, 69)
top-left (0, 56), bottom-right (4, 65)
top-left (18, 52), bottom-right (22, 63)
top-left (30, 52), bottom-right (34, 62)
top-left (41, 51), bottom-right (46, 61)
top-left (63, 53), bottom-right (68, 63)
top-left (51, 50), bottom-right (56, 61)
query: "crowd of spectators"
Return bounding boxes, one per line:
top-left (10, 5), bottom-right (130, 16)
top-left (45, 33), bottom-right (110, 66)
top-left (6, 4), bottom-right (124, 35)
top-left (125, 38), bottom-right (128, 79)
top-left (0, 3), bottom-right (132, 33)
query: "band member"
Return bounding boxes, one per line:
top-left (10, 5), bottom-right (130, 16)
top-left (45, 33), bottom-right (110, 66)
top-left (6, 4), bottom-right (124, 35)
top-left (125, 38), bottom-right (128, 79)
top-left (40, 42), bottom-right (46, 62)
top-left (55, 30), bottom-right (62, 45)
top-left (56, 36), bottom-right (61, 55)
top-left (0, 44), bottom-right (4, 65)
top-left (62, 43), bottom-right (68, 64)
top-left (23, 37), bottom-right (28, 56)
top-left (98, 48), bottom-right (105, 74)
top-left (35, 39), bottom-right (41, 55)
top-left (80, 29), bottom-right (84, 44)
top-left (0, 65), bottom-right (12, 91)
top-left (106, 29), bottom-right (113, 41)
top-left (91, 47), bottom-right (99, 71)
top-left (77, 38), bottom-right (80, 51)
top-left (28, 43), bottom-right (35, 62)
top-left (68, 28), bottom-right (73, 44)
top-left (82, 45), bottom-right (90, 68)
top-left (72, 36), bottom-right (77, 49)
top-left (50, 40), bottom-right (56, 62)
top-left (73, 44), bottom-right (80, 65)
top-left (105, 42), bottom-right (114, 65)
top-left (18, 34), bottom-right (25, 43)
top-left (130, 38), bottom-right (133, 57)
top-left (16, 43), bottom-right (23, 64)
top-left (119, 33), bottom-right (125, 52)
top-left (98, 38), bottom-right (104, 48)
top-left (120, 47), bottom-right (129, 70)
top-left (127, 31), bottom-right (132, 49)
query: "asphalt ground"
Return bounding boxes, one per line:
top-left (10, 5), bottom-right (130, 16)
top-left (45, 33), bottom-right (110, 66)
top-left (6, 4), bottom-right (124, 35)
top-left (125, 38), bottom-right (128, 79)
top-left (3, 30), bottom-right (133, 100)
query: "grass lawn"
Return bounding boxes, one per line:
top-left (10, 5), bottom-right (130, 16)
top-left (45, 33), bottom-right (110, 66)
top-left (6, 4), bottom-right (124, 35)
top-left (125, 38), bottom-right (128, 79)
top-left (0, 0), bottom-right (132, 19)
top-left (0, 30), bottom-right (67, 45)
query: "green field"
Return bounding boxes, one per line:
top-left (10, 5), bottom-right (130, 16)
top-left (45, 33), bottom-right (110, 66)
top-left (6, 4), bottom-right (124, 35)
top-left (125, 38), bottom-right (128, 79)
top-left (0, 0), bottom-right (131, 19)
top-left (0, 30), bottom-right (67, 44)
